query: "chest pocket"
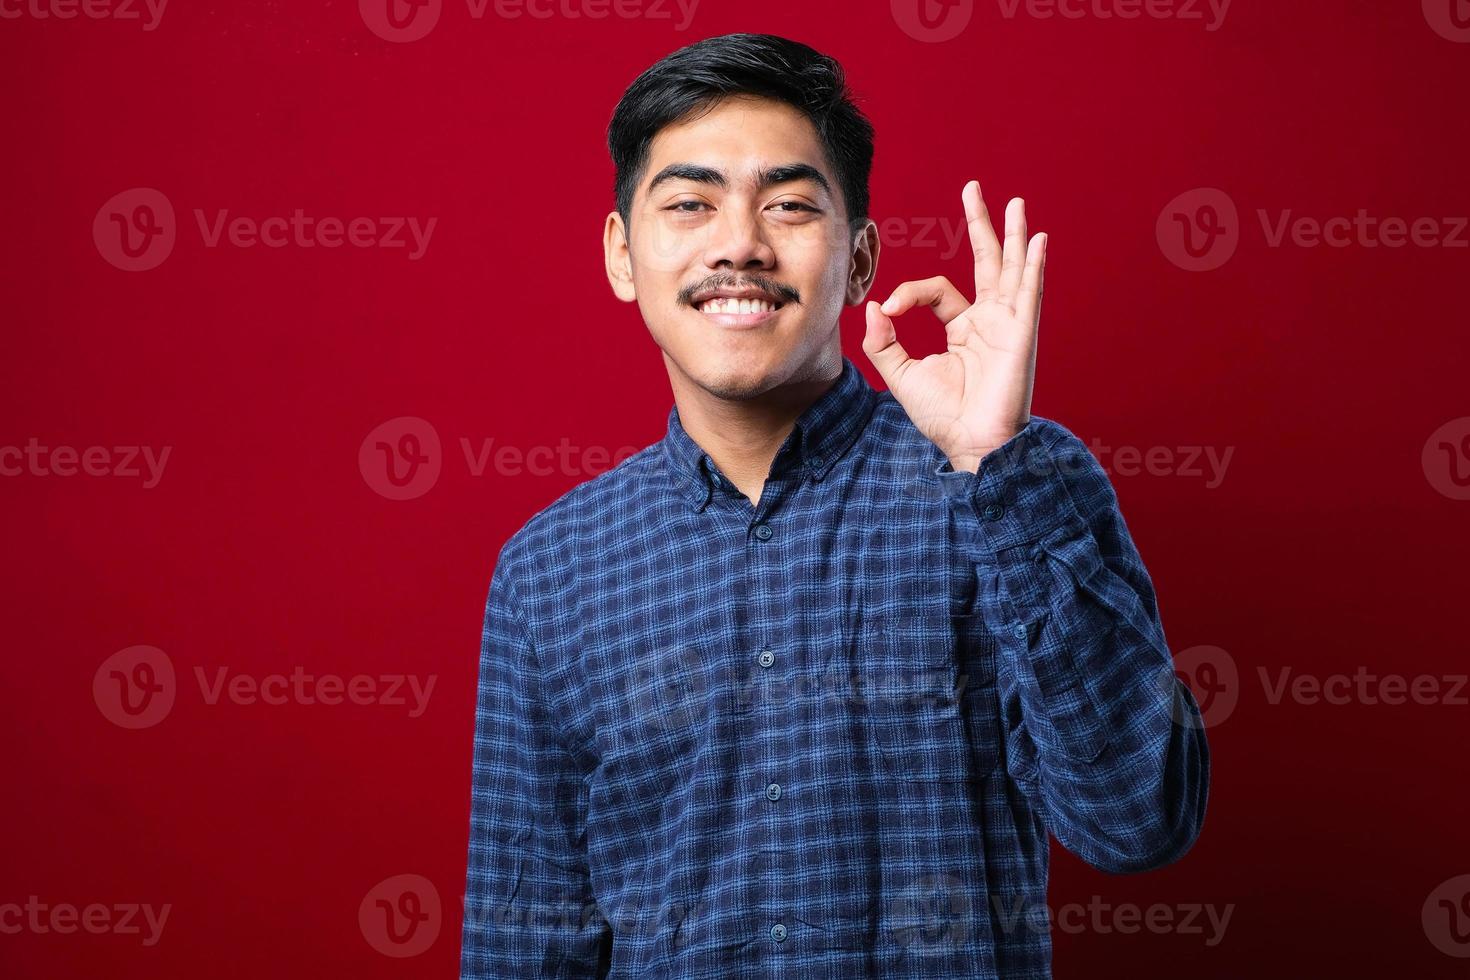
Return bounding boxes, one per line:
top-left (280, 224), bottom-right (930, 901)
top-left (859, 608), bottom-right (1001, 783)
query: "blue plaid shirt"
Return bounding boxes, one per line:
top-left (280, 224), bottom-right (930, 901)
top-left (461, 356), bottom-right (1209, 979)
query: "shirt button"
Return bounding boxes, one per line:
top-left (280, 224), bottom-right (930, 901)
top-left (757, 649), bottom-right (775, 668)
top-left (1012, 623), bottom-right (1029, 640)
top-left (981, 503), bottom-right (1005, 521)
top-left (766, 782), bottom-right (782, 801)
top-left (809, 456), bottom-right (824, 469)
top-left (770, 923), bottom-right (787, 942)
top-left (753, 523), bottom-right (773, 541)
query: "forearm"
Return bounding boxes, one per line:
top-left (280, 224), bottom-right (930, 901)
top-left (941, 417), bottom-right (1210, 873)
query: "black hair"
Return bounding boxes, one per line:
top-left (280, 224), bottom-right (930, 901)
top-left (607, 33), bottom-right (874, 234)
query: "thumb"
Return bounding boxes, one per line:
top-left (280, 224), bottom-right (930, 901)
top-left (861, 300), bottom-right (911, 390)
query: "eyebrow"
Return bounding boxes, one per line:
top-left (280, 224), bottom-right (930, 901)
top-left (645, 162), bottom-right (832, 198)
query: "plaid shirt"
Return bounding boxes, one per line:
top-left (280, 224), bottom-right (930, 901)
top-left (460, 356), bottom-right (1209, 979)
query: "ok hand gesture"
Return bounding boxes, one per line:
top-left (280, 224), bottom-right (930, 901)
top-left (862, 181), bottom-right (1047, 473)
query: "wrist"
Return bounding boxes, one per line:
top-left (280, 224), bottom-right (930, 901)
top-left (946, 454), bottom-right (984, 474)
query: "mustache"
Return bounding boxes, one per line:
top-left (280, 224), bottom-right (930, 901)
top-left (679, 275), bottom-right (801, 306)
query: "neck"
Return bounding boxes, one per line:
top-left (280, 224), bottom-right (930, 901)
top-left (666, 354), bottom-right (842, 506)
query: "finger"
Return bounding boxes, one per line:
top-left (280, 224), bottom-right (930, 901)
top-left (964, 180), bottom-right (1003, 302)
top-left (879, 276), bottom-right (970, 325)
top-left (1015, 233), bottom-right (1047, 329)
top-left (861, 300), bottom-right (913, 390)
top-left (997, 198), bottom-right (1027, 309)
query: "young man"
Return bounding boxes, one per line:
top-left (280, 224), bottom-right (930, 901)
top-left (461, 32), bottom-right (1208, 980)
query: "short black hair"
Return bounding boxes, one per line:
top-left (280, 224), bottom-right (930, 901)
top-left (607, 33), bottom-right (875, 234)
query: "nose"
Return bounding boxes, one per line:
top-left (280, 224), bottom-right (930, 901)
top-left (701, 207), bottom-right (776, 271)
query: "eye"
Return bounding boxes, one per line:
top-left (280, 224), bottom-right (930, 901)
top-left (666, 200), bottom-right (711, 213)
top-left (770, 201), bottom-right (819, 213)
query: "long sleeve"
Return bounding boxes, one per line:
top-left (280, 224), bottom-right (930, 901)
top-left (938, 417), bottom-right (1210, 874)
top-left (460, 554), bottom-right (611, 978)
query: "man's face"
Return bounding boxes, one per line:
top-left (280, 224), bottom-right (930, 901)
top-left (605, 95), bottom-right (878, 400)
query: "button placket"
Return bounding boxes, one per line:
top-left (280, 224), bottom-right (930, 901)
top-left (746, 512), bottom-right (792, 948)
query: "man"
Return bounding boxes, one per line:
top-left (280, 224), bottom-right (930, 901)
top-left (461, 32), bottom-right (1208, 979)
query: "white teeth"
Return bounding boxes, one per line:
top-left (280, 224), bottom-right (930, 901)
top-left (700, 297), bottom-right (777, 314)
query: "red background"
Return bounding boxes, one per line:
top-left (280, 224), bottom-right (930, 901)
top-left (4, 1), bottom-right (1468, 976)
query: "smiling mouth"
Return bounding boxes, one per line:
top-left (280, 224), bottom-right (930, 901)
top-left (695, 296), bottom-right (785, 316)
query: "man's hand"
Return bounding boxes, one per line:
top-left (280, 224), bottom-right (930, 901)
top-left (862, 181), bottom-right (1047, 473)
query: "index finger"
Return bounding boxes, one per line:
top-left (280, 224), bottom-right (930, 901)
top-left (964, 180), bottom-right (1003, 302)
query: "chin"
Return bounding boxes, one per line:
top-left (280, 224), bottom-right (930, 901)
top-left (682, 348), bottom-right (791, 401)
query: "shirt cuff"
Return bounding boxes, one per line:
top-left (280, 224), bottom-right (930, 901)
top-left (934, 418), bottom-right (1086, 554)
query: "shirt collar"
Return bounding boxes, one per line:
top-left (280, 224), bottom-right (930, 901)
top-left (660, 356), bottom-right (878, 512)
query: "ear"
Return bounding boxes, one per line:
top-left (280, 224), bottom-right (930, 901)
top-left (604, 211), bottom-right (637, 302)
top-left (845, 219), bottom-right (880, 306)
